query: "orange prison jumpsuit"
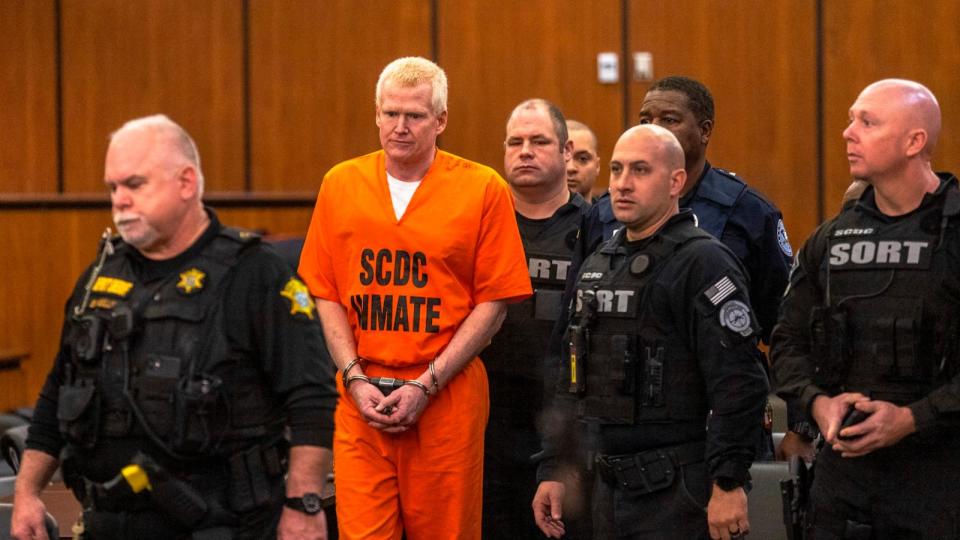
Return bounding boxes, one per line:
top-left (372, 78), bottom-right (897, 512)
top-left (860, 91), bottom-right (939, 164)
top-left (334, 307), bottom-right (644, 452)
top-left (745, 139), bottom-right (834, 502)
top-left (299, 150), bottom-right (532, 540)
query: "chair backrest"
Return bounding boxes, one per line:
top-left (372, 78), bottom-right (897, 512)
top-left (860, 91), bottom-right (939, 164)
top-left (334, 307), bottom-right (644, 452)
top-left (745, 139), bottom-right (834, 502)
top-left (747, 461), bottom-right (790, 540)
top-left (772, 430), bottom-right (785, 451)
top-left (768, 394), bottom-right (788, 433)
top-left (1, 425), bottom-right (28, 474)
top-left (0, 502), bottom-right (59, 540)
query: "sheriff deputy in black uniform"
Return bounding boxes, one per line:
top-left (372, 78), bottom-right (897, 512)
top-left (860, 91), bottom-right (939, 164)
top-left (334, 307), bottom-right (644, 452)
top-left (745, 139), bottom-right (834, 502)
top-left (533, 124), bottom-right (769, 540)
top-left (482, 99), bottom-right (590, 539)
top-left (772, 79), bottom-right (960, 539)
top-left (11, 115), bottom-right (337, 540)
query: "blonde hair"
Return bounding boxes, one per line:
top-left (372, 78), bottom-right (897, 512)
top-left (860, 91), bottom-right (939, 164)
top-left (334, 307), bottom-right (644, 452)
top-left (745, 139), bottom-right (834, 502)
top-left (376, 57), bottom-right (448, 115)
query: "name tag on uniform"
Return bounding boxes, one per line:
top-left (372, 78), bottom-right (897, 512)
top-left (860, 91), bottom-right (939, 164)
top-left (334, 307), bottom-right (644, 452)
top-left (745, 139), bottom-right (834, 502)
top-left (829, 237), bottom-right (932, 270)
top-left (527, 252), bottom-right (572, 285)
top-left (576, 288), bottom-right (637, 318)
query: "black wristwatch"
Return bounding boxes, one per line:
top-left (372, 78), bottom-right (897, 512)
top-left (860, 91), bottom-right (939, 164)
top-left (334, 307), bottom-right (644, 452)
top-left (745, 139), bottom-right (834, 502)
top-left (789, 421), bottom-right (820, 441)
top-left (284, 493), bottom-right (323, 515)
top-left (715, 476), bottom-right (744, 492)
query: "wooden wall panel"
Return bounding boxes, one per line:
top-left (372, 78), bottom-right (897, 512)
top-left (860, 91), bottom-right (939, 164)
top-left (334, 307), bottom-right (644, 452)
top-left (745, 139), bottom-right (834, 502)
top-left (629, 0), bottom-right (819, 248)
top-left (1, 205), bottom-right (314, 409)
top-left (438, 0), bottom-right (623, 185)
top-left (248, 1), bottom-right (432, 192)
top-left (60, 0), bottom-right (245, 193)
top-left (0, 209), bottom-right (114, 402)
top-left (216, 207), bottom-right (314, 237)
top-left (0, 0), bottom-right (58, 194)
top-left (822, 0), bottom-right (960, 217)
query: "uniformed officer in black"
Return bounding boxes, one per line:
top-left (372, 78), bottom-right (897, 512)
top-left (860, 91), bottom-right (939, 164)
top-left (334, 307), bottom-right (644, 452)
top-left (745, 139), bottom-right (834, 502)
top-left (555, 76), bottom-right (805, 460)
top-left (11, 115), bottom-right (337, 540)
top-left (772, 79), bottom-right (960, 539)
top-left (533, 124), bottom-right (768, 540)
top-left (481, 99), bottom-right (590, 539)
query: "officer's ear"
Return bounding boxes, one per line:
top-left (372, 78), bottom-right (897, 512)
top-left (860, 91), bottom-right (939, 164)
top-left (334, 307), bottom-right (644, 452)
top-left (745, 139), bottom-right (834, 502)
top-left (698, 118), bottom-right (714, 146)
top-left (175, 164), bottom-right (200, 201)
top-left (904, 128), bottom-right (928, 158)
top-left (669, 168), bottom-right (686, 198)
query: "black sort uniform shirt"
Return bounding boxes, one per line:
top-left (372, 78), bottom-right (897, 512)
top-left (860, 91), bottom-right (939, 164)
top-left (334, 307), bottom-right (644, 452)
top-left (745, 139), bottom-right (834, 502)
top-left (541, 211), bottom-right (769, 485)
top-left (771, 174), bottom-right (960, 432)
top-left (565, 162), bottom-right (791, 344)
top-left (26, 210), bottom-right (338, 476)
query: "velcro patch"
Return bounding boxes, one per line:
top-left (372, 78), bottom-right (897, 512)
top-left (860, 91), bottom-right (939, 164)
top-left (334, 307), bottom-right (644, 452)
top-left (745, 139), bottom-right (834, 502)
top-left (92, 276), bottom-right (134, 297)
top-left (719, 300), bottom-right (753, 337)
top-left (704, 275), bottom-right (737, 306)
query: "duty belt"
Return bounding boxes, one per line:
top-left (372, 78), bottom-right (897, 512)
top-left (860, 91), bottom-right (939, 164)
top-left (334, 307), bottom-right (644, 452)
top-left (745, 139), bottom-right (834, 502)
top-left (594, 440), bottom-right (705, 495)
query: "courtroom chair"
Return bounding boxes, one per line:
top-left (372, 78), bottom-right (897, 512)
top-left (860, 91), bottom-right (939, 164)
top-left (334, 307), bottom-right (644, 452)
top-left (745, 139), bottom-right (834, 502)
top-left (0, 415), bottom-right (28, 478)
top-left (769, 394), bottom-right (788, 433)
top-left (747, 460), bottom-right (790, 540)
top-left (1, 425), bottom-right (27, 474)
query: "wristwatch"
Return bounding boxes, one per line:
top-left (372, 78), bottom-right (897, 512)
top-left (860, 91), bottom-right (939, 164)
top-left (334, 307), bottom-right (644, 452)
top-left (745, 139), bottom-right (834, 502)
top-left (715, 476), bottom-right (744, 492)
top-left (789, 420), bottom-right (820, 441)
top-left (284, 492), bottom-right (323, 515)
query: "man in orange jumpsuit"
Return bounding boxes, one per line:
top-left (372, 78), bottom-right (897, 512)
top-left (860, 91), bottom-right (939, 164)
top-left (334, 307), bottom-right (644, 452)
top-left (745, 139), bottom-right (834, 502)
top-left (298, 56), bottom-right (532, 540)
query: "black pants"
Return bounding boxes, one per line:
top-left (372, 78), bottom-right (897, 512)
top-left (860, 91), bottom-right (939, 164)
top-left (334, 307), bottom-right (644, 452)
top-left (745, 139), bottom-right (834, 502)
top-left (591, 460), bottom-right (710, 540)
top-left (482, 418), bottom-right (546, 540)
top-left (82, 473), bottom-right (284, 540)
top-left (83, 503), bottom-right (280, 540)
top-left (809, 442), bottom-right (960, 540)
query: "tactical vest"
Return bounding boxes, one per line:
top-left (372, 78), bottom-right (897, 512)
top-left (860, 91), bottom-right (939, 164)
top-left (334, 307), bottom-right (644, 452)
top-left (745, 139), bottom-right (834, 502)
top-left (58, 227), bottom-right (278, 458)
top-left (685, 166), bottom-right (747, 240)
top-left (568, 221), bottom-right (713, 425)
top-left (811, 183), bottom-right (960, 404)
top-left (485, 204), bottom-right (584, 382)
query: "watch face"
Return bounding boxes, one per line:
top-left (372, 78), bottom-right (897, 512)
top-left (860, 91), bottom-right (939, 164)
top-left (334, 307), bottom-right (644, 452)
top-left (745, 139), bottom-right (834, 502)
top-left (302, 493), bottom-right (323, 514)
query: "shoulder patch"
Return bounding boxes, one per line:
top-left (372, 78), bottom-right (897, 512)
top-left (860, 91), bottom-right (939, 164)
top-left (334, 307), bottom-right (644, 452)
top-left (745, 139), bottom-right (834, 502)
top-left (719, 300), bottom-right (753, 337)
top-left (177, 268), bottom-right (206, 295)
top-left (704, 275), bottom-right (738, 306)
top-left (281, 277), bottom-right (316, 320)
top-left (777, 219), bottom-right (793, 257)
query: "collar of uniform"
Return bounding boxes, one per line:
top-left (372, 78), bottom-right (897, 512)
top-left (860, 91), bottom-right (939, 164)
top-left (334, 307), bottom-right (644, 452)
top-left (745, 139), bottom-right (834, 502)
top-left (679, 161), bottom-right (712, 207)
top-left (680, 161), bottom-right (745, 209)
top-left (128, 206), bottom-right (222, 283)
top-left (599, 209), bottom-right (696, 255)
top-left (856, 172), bottom-right (958, 221)
top-left (596, 191), bottom-right (616, 225)
top-left (516, 191), bottom-right (587, 225)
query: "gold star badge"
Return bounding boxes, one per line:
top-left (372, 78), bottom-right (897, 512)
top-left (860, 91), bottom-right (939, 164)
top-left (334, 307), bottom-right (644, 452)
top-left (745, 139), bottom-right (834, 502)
top-left (281, 277), bottom-right (316, 319)
top-left (177, 268), bottom-right (206, 295)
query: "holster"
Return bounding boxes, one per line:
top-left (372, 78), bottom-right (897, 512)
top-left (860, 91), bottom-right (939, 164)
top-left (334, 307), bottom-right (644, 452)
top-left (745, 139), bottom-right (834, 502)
top-left (226, 443), bottom-right (285, 513)
top-left (594, 440), bottom-right (704, 495)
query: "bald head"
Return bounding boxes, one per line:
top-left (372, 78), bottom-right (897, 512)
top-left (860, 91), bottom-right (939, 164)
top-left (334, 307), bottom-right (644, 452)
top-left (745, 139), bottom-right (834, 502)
top-left (110, 114), bottom-right (205, 195)
top-left (566, 120), bottom-right (597, 151)
top-left (615, 124), bottom-right (685, 170)
top-left (608, 124), bottom-right (687, 240)
top-left (858, 79), bottom-right (940, 159)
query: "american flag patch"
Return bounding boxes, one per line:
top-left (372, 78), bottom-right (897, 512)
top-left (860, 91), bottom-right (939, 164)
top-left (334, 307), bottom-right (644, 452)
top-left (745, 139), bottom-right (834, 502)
top-left (704, 276), bottom-right (737, 305)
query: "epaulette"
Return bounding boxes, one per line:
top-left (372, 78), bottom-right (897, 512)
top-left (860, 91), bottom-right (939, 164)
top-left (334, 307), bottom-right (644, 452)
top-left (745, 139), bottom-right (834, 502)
top-left (219, 226), bottom-right (262, 244)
